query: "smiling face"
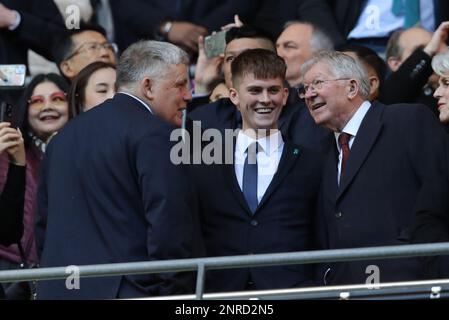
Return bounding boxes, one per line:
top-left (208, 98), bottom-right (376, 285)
top-left (27, 81), bottom-right (69, 141)
top-left (434, 76), bottom-right (449, 123)
top-left (230, 74), bottom-right (288, 135)
top-left (303, 62), bottom-right (359, 132)
top-left (83, 67), bottom-right (117, 111)
top-left (148, 63), bottom-right (192, 127)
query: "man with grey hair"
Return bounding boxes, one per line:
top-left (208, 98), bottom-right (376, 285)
top-left (301, 51), bottom-right (449, 286)
top-left (276, 21), bottom-right (334, 90)
top-left (35, 40), bottom-right (201, 299)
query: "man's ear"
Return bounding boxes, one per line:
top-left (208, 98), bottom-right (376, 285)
top-left (347, 79), bottom-right (359, 99)
top-left (387, 56), bottom-right (401, 72)
top-left (229, 87), bottom-right (240, 109)
top-left (369, 76), bottom-right (380, 99)
top-left (59, 61), bottom-right (76, 79)
top-left (141, 77), bottom-right (153, 100)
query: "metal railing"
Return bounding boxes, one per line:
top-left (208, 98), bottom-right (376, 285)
top-left (1, 242), bottom-right (449, 299)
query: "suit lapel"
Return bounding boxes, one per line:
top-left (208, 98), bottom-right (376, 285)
top-left (221, 139), bottom-right (254, 215)
top-left (337, 103), bottom-right (384, 200)
top-left (257, 142), bottom-right (300, 211)
top-left (323, 143), bottom-right (339, 203)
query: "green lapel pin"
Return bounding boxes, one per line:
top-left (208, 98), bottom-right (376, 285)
top-left (293, 148), bottom-right (300, 155)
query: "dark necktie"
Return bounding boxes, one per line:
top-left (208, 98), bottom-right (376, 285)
top-left (338, 132), bottom-right (351, 177)
top-left (243, 142), bottom-right (258, 213)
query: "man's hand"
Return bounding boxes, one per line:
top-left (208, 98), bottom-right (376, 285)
top-left (0, 122), bottom-right (25, 166)
top-left (0, 3), bottom-right (17, 29)
top-left (167, 22), bottom-right (208, 53)
top-left (221, 14), bottom-right (244, 31)
top-left (424, 21), bottom-right (449, 57)
top-left (194, 35), bottom-right (224, 94)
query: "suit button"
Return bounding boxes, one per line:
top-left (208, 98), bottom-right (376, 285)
top-left (335, 212), bottom-right (342, 218)
top-left (250, 220), bottom-right (258, 227)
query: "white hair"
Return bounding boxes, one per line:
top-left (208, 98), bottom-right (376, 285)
top-left (300, 50), bottom-right (371, 99)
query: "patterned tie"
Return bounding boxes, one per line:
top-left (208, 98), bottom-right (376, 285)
top-left (338, 132), bottom-right (351, 177)
top-left (243, 142), bottom-right (258, 213)
top-left (392, 0), bottom-right (421, 28)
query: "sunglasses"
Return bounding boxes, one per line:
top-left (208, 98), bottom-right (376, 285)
top-left (28, 92), bottom-right (67, 109)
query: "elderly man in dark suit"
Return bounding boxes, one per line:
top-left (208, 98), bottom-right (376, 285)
top-left (300, 51), bottom-right (449, 286)
top-left (191, 49), bottom-right (323, 292)
top-left (35, 41), bottom-right (201, 299)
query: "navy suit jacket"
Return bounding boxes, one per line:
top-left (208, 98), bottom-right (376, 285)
top-left (36, 93), bottom-right (200, 299)
top-left (188, 96), bottom-right (332, 153)
top-left (190, 139), bottom-right (323, 292)
top-left (317, 102), bottom-right (449, 285)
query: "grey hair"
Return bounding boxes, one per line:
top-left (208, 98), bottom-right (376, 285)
top-left (300, 51), bottom-right (371, 99)
top-left (283, 21), bottom-right (334, 53)
top-left (117, 40), bottom-right (189, 89)
top-left (432, 50), bottom-right (449, 77)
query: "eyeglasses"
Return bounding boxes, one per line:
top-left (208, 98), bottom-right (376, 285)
top-left (28, 92), bottom-right (67, 109)
top-left (298, 78), bottom-right (351, 99)
top-left (65, 42), bottom-right (118, 60)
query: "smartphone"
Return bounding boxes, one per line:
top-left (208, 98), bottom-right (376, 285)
top-left (204, 31), bottom-right (227, 58)
top-left (0, 64), bottom-right (26, 89)
top-left (0, 102), bottom-right (13, 123)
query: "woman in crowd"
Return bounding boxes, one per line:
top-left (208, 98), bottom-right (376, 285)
top-left (432, 50), bottom-right (449, 133)
top-left (68, 62), bottom-right (116, 117)
top-left (0, 73), bottom-right (69, 299)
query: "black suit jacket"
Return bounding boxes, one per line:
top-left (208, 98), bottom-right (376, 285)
top-left (0, 0), bottom-right (65, 66)
top-left (298, 0), bottom-right (449, 46)
top-left (317, 102), bottom-right (449, 285)
top-left (191, 139), bottom-right (323, 292)
top-left (188, 96), bottom-right (332, 153)
top-left (380, 49), bottom-right (438, 112)
top-left (36, 93), bottom-right (200, 299)
top-left (110, 0), bottom-right (273, 52)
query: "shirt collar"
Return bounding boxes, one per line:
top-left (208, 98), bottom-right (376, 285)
top-left (236, 130), bottom-right (284, 156)
top-left (334, 101), bottom-right (371, 143)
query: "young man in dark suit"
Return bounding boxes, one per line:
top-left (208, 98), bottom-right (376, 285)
top-left (35, 41), bottom-right (201, 299)
top-left (300, 51), bottom-right (449, 286)
top-left (191, 49), bottom-right (323, 293)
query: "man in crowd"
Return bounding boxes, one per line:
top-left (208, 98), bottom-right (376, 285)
top-left (380, 22), bottom-right (449, 109)
top-left (53, 26), bottom-right (117, 82)
top-left (191, 49), bottom-right (323, 292)
top-left (36, 41), bottom-right (201, 299)
top-left (301, 51), bottom-right (448, 285)
top-left (276, 21), bottom-right (334, 93)
top-left (189, 26), bottom-right (331, 153)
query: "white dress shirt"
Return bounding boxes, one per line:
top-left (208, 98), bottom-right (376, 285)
top-left (335, 101), bottom-right (371, 185)
top-left (234, 130), bottom-right (284, 204)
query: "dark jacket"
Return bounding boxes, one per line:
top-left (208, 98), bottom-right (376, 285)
top-left (317, 102), bottom-right (449, 285)
top-left (0, 147), bottom-right (41, 266)
top-left (36, 93), bottom-right (201, 299)
top-left (191, 139), bottom-right (323, 292)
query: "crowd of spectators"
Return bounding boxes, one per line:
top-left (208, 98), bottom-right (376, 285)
top-left (1, 0), bottom-right (449, 299)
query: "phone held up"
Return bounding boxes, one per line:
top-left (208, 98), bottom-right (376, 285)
top-left (204, 31), bottom-right (227, 58)
top-left (0, 64), bottom-right (26, 89)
